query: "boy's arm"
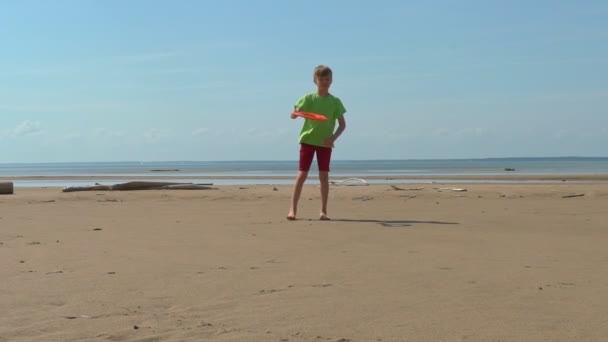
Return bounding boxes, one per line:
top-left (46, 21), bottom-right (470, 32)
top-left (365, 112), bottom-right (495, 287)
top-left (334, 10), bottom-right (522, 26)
top-left (324, 116), bottom-right (347, 147)
top-left (332, 98), bottom-right (347, 140)
top-left (291, 95), bottom-right (308, 119)
top-left (333, 116), bottom-right (347, 140)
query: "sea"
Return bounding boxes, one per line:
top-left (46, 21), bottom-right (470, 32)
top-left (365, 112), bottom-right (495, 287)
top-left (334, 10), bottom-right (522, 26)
top-left (2, 157), bottom-right (608, 188)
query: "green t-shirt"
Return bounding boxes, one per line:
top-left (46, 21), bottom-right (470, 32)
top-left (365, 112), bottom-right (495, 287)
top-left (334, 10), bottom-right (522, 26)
top-left (294, 92), bottom-right (346, 148)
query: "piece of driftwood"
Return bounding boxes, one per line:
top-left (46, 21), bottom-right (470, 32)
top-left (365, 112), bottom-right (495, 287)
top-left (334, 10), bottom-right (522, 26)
top-left (162, 184), bottom-right (216, 190)
top-left (437, 187), bottom-right (468, 192)
top-left (391, 185), bottom-right (425, 191)
top-left (62, 181), bottom-right (215, 192)
top-left (0, 182), bottom-right (14, 195)
top-left (150, 169), bottom-right (180, 172)
top-left (562, 194), bottom-right (585, 198)
top-left (330, 178), bottom-right (369, 186)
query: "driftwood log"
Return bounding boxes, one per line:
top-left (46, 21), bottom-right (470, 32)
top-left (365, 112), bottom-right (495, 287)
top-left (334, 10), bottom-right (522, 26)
top-left (562, 194), bottom-right (585, 198)
top-left (0, 182), bottom-right (14, 195)
top-left (62, 181), bottom-right (215, 193)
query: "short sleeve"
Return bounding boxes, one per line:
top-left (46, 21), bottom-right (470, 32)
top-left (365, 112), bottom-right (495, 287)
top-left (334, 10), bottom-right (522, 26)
top-left (294, 95), bottom-right (311, 111)
top-left (335, 98), bottom-right (346, 118)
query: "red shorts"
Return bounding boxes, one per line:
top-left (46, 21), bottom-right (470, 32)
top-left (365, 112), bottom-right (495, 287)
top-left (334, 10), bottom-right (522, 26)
top-left (299, 143), bottom-right (333, 172)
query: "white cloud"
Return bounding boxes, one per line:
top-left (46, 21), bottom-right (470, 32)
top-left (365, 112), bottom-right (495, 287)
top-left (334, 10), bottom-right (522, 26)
top-left (432, 128), bottom-right (450, 137)
top-left (63, 132), bottom-right (83, 141)
top-left (11, 120), bottom-right (43, 137)
top-left (192, 128), bottom-right (210, 136)
top-left (95, 128), bottom-right (126, 138)
top-left (144, 128), bottom-right (173, 143)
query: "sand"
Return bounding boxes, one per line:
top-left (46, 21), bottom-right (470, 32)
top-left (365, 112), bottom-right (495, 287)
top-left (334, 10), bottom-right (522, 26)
top-left (1, 183), bottom-right (608, 341)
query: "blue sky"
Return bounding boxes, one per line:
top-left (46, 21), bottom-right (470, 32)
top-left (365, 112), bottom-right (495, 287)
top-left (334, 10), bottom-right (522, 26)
top-left (1, 0), bottom-right (607, 162)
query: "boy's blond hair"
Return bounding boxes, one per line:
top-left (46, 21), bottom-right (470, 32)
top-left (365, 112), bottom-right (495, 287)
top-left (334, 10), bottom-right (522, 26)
top-left (313, 65), bottom-right (332, 79)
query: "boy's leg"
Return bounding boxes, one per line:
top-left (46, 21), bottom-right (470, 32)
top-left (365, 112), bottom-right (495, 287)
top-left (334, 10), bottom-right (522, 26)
top-left (288, 144), bottom-right (315, 220)
top-left (317, 146), bottom-right (333, 220)
top-left (319, 171), bottom-right (330, 220)
top-left (288, 171), bottom-right (308, 220)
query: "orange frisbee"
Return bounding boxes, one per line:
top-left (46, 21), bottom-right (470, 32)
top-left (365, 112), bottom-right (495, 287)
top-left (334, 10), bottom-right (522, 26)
top-left (292, 111), bottom-right (327, 121)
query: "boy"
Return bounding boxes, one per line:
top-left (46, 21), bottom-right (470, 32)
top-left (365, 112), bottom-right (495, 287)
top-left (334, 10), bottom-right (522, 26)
top-left (287, 65), bottom-right (347, 221)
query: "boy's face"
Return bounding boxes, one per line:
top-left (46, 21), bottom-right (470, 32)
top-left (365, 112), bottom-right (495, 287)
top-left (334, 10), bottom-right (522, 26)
top-left (314, 75), bottom-right (332, 90)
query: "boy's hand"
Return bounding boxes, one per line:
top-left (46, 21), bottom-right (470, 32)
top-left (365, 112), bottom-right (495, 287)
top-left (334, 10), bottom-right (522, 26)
top-left (323, 137), bottom-right (335, 147)
top-left (291, 108), bottom-right (301, 119)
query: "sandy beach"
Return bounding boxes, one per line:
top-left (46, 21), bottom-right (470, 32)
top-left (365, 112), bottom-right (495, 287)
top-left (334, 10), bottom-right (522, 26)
top-left (1, 183), bottom-right (608, 341)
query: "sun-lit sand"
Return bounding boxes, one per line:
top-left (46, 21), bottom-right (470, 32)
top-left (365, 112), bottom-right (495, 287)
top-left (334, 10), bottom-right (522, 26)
top-left (2, 183), bottom-right (608, 341)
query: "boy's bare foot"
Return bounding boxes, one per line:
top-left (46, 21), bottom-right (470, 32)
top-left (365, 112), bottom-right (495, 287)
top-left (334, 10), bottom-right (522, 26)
top-left (287, 209), bottom-right (296, 221)
top-left (319, 213), bottom-right (331, 221)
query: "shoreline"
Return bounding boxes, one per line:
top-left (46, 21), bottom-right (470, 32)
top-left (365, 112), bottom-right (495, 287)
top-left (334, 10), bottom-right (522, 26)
top-left (3, 173), bottom-right (608, 182)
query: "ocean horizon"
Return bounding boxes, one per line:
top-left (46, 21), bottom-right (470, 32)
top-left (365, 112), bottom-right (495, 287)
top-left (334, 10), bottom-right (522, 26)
top-left (2, 157), bottom-right (608, 187)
